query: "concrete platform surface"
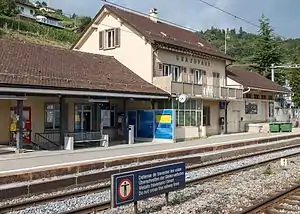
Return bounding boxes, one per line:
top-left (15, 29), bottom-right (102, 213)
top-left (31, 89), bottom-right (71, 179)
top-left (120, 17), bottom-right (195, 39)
top-left (1, 129), bottom-right (300, 174)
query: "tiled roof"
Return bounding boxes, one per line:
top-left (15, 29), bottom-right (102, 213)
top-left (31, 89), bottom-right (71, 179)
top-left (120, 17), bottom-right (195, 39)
top-left (227, 67), bottom-right (290, 93)
top-left (0, 39), bottom-right (167, 96)
top-left (73, 5), bottom-right (233, 60)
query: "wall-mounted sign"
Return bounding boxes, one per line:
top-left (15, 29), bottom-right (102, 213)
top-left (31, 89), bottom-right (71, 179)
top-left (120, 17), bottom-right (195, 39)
top-left (176, 55), bottom-right (211, 67)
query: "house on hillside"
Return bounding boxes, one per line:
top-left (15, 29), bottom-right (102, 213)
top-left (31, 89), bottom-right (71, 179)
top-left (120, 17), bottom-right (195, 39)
top-left (72, 5), bottom-right (245, 139)
top-left (226, 67), bottom-right (290, 133)
top-left (36, 14), bottom-right (64, 29)
top-left (0, 39), bottom-right (167, 150)
top-left (16, 0), bottom-right (37, 21)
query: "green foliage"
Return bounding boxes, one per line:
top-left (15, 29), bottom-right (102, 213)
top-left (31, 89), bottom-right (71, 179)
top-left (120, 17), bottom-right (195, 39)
top-left (197, 15), bottom-right (298, 86)
top-left (263, 165), bottom-right (273, 175)
top-left (289, 56), bottom-right (300, 108)
top-left (0, 27), bottom-right (4, 37)
top-left (0, 15), bottom-right (78, 43)
top-left (251, 14), bottom-right (282, 80)
top-left (0, 0), bottom-right (19, 17)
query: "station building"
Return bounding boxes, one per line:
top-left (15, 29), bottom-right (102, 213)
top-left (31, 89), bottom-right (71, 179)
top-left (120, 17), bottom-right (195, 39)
top-left (72, 5), bottom-right (245, 139)
top-left (0, 39), bottom-right (168, 150)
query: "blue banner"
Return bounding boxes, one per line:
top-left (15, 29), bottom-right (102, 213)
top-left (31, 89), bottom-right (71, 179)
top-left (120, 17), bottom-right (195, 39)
top-left (111, 162), bottom-right (186, 208)
top-left (154, 109), bottom-right (175, 140)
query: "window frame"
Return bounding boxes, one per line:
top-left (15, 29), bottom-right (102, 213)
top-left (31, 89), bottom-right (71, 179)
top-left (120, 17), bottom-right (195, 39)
top-left (193, 69), bottom-right (202, 84)
top-left (106, 29), bottom-right (115, 48)
top-left (163, 64), bottom-right (181, 82)
top-left (44, 103), bottom-right (60, 131)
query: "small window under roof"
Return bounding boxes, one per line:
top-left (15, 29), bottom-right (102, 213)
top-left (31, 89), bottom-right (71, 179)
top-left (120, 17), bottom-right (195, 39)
top-left (198, 42), bottom-right (204, 47)
top-left (160, 32), bottom-right (167, 37)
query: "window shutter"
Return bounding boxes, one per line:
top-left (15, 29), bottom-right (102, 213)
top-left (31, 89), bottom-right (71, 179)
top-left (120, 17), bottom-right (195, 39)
top-left (99, 31), bottom-right (104, 50)
top-left (114, 28), bottom-right (121, 47)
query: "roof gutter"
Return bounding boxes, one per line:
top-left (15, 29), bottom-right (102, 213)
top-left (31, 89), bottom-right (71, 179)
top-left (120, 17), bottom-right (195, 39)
top-left (247, 86), bottom-right (290, 94)
top-left (243, 87), bottom-right (251, 94)
top-left (0, 87), bottom-right (169, 99)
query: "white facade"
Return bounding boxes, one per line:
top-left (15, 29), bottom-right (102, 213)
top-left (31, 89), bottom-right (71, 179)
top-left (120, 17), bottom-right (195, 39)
top-left (16, 3), bottom-right (36, 19)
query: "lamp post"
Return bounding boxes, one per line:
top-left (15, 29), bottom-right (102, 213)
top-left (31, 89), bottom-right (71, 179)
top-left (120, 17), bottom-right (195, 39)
top-left (224, 30), bottom-right (230, 54)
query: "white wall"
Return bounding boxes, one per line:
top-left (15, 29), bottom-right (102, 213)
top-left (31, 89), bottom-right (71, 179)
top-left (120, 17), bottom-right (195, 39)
top-left (75, 11), bottom-right (153, 83)
top-left (17, 4), bottom-right (35, 18)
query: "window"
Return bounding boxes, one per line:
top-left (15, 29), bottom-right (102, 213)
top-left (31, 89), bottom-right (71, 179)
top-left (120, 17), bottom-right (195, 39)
top-left (163, 64), bottom-right (181, 82)
top-left (20, 7), bottom-right (24, 12)
top-left (245, 102), bottom-right (258, 114)
top-left (261, 95), bottom-right (267, 100)
top-left (30, 10), bottom-right (34, 15)
top-left (269, 102), bottom-right (274, 117)
top-left (203, 106), bottom-right (210, 126)
top-left (193, 69), bottom-right (202, 84)
top-left (268, 95), bottom-right (273, 100)
top-left (254, 94), bottom-right (259, 99)
top-left (106, 29), bottom-right (115, 48)
top-left (99, 103), bottom-right (116, 127)
top-left (171, 99), bottom-right (202, 126)
top-left (44, 104), bottom-right (60, 130)
top-left (244, 94), bottom-right (252, 99)
top-left (99, 28), bottom-right (120, 50)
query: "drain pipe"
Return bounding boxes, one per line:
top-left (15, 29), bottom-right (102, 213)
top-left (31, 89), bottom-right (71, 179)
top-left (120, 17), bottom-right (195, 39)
top-left (224, 62), bottom-right (233, 134)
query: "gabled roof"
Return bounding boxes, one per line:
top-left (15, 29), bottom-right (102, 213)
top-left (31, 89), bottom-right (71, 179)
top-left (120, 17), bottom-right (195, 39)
top-left (0, 39), bottom-right (168, 96)
top-left (227, 67), bottom-right (290, 93)
top-left (16, 0), bottom-right (36, 9)
top-left (72, 4), bottom-right (233, 60)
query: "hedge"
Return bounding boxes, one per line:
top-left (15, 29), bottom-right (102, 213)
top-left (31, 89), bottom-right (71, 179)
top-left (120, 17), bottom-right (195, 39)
top-left (0, 15), bottom-right (78, 43)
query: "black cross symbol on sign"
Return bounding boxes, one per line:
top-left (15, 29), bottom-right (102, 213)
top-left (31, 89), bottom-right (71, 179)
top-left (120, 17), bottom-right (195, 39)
top-left (119, 179), bottom-right (132, 199)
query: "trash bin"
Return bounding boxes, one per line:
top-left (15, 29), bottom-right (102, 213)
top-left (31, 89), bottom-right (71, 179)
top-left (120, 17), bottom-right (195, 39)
top-left (280, 123), bottom-right (292, 132)
top-left (269, 123), bottom-right (280, 133)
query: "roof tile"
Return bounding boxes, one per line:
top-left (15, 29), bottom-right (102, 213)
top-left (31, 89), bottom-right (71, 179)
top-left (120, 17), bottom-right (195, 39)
top-left (0, 39), bottom-right (167, 96)
top-left (227, 67), bottom-right (290, 93)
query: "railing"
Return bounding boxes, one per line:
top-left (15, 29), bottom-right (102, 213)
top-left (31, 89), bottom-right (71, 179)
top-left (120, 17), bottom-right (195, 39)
top-left (65, 131), bottom-right (104, 143)
top-left (34, 132), bottom-right (61, 150)
top-left (153, 76), bottom-right (243, 100)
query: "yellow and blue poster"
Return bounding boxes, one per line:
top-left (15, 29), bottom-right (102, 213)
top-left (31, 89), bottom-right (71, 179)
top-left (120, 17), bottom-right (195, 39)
top-left (128, 109), bottom-right (175, 141)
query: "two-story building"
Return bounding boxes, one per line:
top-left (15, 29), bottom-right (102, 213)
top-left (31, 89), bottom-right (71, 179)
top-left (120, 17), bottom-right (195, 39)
top-left (16, 0), bottom-right (37, 22)
top-left (72, 5), bottom-right (244, 139)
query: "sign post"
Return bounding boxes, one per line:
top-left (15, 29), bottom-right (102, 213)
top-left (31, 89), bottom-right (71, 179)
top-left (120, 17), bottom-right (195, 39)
top-left (111, 162), bottom-right (185, 213)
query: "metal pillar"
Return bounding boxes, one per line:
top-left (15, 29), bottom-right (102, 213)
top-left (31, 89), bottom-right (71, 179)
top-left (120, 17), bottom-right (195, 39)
top-left (16, 100), bottom-right (23, 151)
top-left (123, 99), bottom-right (128, 142)
top-left (59, 96), bottom-right (66, 149)
top-left (271, 63), bottom-right (275, 82)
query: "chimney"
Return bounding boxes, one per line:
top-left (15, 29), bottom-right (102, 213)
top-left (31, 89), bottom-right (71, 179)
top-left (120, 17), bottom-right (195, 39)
top-left (149, 8), bottom-right (158, 23)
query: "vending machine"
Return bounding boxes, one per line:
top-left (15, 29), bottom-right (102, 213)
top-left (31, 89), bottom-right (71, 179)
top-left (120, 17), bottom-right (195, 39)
top-left (9, 107), bottom-right (32, 146)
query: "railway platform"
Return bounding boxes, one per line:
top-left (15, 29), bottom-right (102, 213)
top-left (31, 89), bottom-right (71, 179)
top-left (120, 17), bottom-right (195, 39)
top-left (1, 129), bottom-right (300, 175)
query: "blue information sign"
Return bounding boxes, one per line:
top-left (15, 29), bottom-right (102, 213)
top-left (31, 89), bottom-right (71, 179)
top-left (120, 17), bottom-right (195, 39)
top-left (111, 162), bottom-right (186, 208)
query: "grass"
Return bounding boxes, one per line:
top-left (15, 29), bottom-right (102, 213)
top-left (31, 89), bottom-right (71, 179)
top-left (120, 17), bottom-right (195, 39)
top-left (263, 165), bottom-right (273, 175)
top-left (0, 28), bottom-right (72, 49)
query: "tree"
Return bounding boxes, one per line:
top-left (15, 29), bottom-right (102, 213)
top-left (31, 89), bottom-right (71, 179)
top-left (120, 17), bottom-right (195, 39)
top-left (35, 1), bottom-right (42, 8)
top-left (0, 0), bottom-right (19, 17)
top-left (288, 56), bottom-right (300, 107)
top-left (251, 14), bottom-right (282, 82)
top-left (41, 1), bottom-right (47, 7)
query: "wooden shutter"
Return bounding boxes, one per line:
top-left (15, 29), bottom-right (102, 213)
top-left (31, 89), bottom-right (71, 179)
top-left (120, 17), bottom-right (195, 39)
top-left (114, 28), bottom-right (121, 47)
top-left (99, 31), bottom-right (104, 50)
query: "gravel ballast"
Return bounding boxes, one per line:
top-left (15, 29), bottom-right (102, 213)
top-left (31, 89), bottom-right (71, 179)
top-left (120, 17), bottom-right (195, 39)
top-left (5, 147), bottom-right (300, 214)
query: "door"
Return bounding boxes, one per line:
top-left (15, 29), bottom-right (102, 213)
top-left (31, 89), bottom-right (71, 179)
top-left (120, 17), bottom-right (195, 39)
top-left (137, 110), bottom-right (154, 139)
top-left (83, 112), bottom-right (91, 131)
top-left (229, 110), bottom-right (240, 133)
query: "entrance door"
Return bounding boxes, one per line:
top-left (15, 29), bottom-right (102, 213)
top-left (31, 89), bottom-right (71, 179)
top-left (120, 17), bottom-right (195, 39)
top-left (74, 104), bottom-right (92, 132)
top-left (83, 112), bottom-right (91, 131)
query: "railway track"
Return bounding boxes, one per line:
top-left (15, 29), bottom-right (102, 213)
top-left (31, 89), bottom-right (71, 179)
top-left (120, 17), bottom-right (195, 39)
top-left (2, 147), bottom-right (299, 214)
top-left (238, 184), bottom-right (300, 214)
